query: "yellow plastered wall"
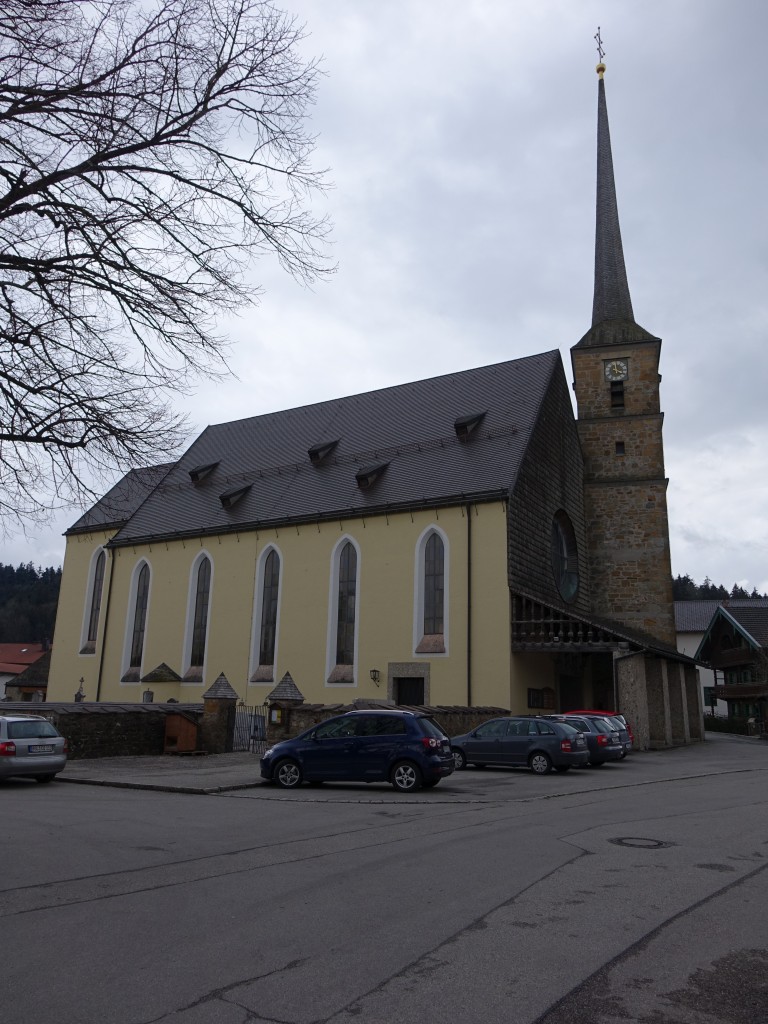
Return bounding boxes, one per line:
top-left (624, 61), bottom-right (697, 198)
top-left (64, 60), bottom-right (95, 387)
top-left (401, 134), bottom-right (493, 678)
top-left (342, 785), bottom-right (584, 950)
top-left (50, 502), bottom-right (513, 708)
top-left (48, 529), bottom-right (116, 701)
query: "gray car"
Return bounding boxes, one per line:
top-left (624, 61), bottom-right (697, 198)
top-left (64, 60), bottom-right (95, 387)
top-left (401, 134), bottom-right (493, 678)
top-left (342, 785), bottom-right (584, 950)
top-left (544, 714), bottom-right (623, 766)
top-left (450, 716), bottom-right (589, 774)
top-left (0, 715), bottom-right (68, 783)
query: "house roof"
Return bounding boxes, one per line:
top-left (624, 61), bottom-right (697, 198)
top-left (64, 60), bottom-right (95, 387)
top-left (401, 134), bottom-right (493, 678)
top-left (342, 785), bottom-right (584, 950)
top-left (722, 605), bottom-right (768, 648)
top-left (103, 350), bottom-right (561, 547)
top-left (12, 650), bottom-right (51, 686)
top-left (674, 599), bottom-right (768, 634)
top-left (694, 604), bottom-right (768, 662)
top-left (674, 601), bottom-right (722, 632)
top-left (67, 463), bottom-right (175, 535)
top-left (0, 643), bottom-right (50, 676)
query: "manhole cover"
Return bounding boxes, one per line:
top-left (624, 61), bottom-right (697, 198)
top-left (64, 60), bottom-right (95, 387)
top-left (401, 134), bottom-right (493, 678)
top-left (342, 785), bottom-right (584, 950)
top-left (609, 837), bottom-right (674, 849)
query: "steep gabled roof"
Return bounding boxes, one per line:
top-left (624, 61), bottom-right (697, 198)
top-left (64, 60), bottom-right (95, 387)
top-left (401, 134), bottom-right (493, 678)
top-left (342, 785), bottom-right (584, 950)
top-left (721, 605), bottom-right (768, 647)
top-left (106, 350), bottom-right (561, 547)
top-left (67, 464), bottom-right (175, 535)
top-left (694, 604), bottom-right (768, 661)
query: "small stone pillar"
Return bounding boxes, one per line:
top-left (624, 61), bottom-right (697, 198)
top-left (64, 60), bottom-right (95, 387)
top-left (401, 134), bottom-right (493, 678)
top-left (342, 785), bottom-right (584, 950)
top-left (265, 672), bottom-right (305, 744)
top-left (199, 673), bottom-right (239, 753)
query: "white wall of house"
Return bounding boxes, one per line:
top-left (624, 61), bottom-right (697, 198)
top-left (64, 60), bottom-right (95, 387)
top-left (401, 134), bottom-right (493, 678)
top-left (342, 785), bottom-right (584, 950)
top-left (676, 629), bottom-right (725, 715)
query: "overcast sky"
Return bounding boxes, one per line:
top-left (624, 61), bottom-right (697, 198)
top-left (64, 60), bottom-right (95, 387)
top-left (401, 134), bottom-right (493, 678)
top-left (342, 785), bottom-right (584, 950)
top-left (6, 0), bottom-right (768, 593)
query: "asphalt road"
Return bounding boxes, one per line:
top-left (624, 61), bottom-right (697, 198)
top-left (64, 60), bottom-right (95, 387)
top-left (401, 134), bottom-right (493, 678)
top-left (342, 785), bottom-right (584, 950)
top-left (2, 732), bottom-right (767, 1024)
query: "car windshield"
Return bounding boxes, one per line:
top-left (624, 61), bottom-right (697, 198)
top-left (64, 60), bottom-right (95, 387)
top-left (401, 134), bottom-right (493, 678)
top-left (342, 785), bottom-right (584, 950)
top-left (8, 720), bottom-right (59, 739)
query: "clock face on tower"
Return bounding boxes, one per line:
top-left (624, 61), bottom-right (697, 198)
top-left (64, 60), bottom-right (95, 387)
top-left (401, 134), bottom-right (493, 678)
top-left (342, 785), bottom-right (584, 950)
top-left (604, 358), bottom-right (628, 381)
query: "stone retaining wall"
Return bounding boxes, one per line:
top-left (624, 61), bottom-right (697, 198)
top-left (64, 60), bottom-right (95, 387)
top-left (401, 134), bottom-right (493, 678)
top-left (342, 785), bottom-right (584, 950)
top-left (0, 702), bottom-right (202, 759)
top-left (266, 703), bottom-right (507, 745)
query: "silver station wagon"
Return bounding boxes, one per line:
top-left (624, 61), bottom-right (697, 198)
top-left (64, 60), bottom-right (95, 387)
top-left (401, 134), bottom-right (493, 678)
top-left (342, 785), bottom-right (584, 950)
top-left (0, 715), bottom-right (68, 783)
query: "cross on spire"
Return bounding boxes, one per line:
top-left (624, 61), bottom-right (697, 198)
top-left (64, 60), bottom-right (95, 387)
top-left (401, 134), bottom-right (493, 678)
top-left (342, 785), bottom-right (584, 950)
top-left (594, 27), bottom-right (605, 62)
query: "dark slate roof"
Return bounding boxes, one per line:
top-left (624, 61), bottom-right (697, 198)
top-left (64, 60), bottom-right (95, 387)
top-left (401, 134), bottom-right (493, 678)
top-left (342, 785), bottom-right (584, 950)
top-left (11, 650), bottom-right (51, 686)
top-left (67, 464), bottom-right (175, 535)
top-left (674, 600), bottom-right (721, 632)
top-left (267, 672), bottom-right (305, 702)
top-left (142, 662), bottom-right (183, 684)
top-left (675, 599), bottom-right (768, 633)
top-left (574, 69), bottom-right (657, 349)
top-left (202, 674), bottom-right (239, 700)
top-left (721, 606), bottom-right (768, 648)
top-left (108, 350), bottom-right (560, 546)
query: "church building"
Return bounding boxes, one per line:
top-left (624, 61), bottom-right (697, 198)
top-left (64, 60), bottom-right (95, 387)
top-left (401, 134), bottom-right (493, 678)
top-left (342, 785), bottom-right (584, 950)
top-left (47, 63), bottom-right (703, 750)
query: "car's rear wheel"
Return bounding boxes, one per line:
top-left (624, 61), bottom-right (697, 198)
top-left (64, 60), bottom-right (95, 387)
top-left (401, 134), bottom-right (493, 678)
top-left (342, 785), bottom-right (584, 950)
top-left (34, 774), bottom-right (56, 783)
top-left (274, 759), bottom-right (302, 788)
top-left (554, 765), bottom-right (570, 773)
top-left (452, 748), bottom-right (467, 770)
top-left (391, 761), bottom-right (422, 792)
top-left (529, 751), bottom-right (553, 775)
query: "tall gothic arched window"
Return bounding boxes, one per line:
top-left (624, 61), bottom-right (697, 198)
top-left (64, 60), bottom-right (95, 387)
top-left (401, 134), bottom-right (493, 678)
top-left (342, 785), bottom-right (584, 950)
top-left (81, 549), bottom-right (106, 653)
top-left (259, 549), bottom-right (280, 667)
top-left (423, 532), bottom-right (444, 636)
top-left (327, 540), bottom-right (358, 684)
top-left (336, 542), bottom-right (357, 666)
top-left (188, 556), bottom-right (211, 674)
top-left (129, 563), bottom-right (150, 670)
top-left (415, 528), bottom-right (447, 655)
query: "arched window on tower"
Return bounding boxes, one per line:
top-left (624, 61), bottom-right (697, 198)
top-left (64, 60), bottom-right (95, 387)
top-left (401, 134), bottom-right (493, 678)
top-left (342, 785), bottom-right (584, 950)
top-left (185, 555), bottom-right (211, 682)
top-left (80, 548), bottom-right (106, 654)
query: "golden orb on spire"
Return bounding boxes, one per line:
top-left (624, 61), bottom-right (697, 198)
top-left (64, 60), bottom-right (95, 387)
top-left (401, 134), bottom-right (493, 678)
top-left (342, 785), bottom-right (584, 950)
top-left (596, 62), bottom-right (606, 78)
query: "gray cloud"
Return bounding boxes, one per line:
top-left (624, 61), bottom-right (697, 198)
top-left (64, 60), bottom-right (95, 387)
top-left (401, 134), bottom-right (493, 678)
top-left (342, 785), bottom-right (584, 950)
top-left (6, 0), bottom-right (768, 595)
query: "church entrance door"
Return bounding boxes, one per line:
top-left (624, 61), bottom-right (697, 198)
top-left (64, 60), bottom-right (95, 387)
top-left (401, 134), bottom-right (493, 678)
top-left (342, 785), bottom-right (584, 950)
top-left (394, 677), bottom-right (425, 705)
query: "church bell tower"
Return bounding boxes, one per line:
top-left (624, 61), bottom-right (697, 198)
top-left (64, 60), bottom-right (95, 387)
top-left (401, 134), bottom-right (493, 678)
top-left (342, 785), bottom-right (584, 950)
top-left (570, 59), bottom-right (676, 646)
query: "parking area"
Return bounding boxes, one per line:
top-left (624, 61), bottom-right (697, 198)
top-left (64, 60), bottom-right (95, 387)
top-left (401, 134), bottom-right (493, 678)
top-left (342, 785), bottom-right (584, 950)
top-left (49, 730), bottom-right (767, 800)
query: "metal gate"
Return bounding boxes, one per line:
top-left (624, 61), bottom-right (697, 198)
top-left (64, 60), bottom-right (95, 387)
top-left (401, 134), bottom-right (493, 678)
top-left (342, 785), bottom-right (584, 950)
top-left (233, 704), bottom-right (268, 754)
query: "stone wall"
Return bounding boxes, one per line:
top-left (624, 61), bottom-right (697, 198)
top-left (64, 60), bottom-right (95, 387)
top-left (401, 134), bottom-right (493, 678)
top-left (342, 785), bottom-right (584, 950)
top-left (266, 703), bottom-right (508, 745)
top-left (582, 479), bottom-right (676, 644)
top-left (0, 702), bottom-right (202, 759)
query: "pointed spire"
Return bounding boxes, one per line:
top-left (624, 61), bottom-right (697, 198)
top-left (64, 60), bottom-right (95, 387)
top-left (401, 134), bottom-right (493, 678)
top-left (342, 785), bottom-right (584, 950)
top-left (592, 63), bottom-right (634, 326)
top-left (575, 62), bottom-right (658, 348)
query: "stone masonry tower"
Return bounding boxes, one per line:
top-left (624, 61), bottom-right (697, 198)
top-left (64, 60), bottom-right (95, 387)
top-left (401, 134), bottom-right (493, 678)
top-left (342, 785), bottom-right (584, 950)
top-left (570, 61), bottom-right (676, 646)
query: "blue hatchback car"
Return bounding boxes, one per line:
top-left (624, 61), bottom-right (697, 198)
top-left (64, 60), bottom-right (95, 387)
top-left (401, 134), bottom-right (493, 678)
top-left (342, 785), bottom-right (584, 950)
top-left (260, 709), bottom-right (454, 792)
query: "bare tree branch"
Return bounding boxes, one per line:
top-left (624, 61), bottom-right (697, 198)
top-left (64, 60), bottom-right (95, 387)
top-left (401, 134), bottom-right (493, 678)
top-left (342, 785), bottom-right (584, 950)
top-left (0, 0), bottom-right (332, 531)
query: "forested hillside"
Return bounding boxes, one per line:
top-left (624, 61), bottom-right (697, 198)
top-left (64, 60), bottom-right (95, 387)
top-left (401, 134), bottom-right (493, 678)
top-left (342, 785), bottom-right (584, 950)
top-left (0, 563), bottom-right (62, 642)
top-left (672, 574), bottom-right (767, 600)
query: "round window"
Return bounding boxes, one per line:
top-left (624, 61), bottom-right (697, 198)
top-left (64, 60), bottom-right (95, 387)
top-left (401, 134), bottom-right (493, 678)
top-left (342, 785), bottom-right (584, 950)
top-left (551, 510), bottom-right (579, 603)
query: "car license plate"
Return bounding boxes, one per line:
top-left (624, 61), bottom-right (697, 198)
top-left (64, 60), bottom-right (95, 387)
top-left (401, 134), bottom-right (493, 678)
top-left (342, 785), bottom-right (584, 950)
top-left (29, 744), bottom-right (54, 753)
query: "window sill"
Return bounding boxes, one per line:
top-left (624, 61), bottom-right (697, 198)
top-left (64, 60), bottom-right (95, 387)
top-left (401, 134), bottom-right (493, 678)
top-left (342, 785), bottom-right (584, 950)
top-left (327, 664), bottom-right (354, 684)
top-left (416, 634), bottom-right (445, 654)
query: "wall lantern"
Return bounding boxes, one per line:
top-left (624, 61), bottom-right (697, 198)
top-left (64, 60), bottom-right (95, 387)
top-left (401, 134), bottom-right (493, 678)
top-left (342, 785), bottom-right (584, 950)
top-left (369, 669), bottom-right (381, 686)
